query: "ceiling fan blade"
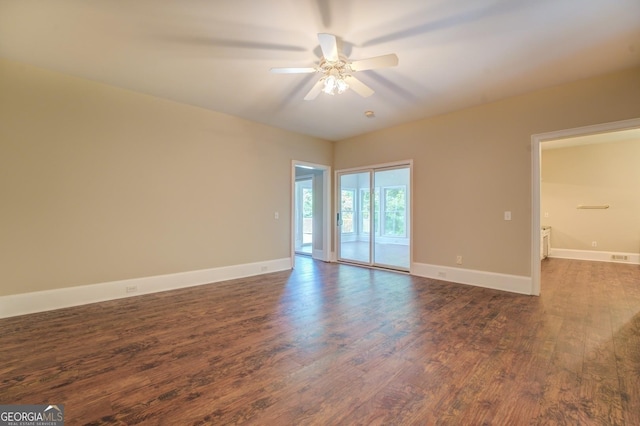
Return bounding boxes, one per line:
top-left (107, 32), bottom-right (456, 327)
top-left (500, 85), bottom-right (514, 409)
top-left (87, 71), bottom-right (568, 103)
top-left (318, 33), bottom-right (339, 62)
top-left (344, 76), bottom-right (374, 98)
top-left (270, 67), bottom-right (317, 74)
top-left (349, 54), bottom-right (399, 72)
top-left (304, 79), bottom-right (325, 100)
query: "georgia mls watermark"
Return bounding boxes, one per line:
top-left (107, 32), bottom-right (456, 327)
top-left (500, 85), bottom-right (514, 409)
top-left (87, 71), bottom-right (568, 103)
top-left (0, 405), bottom-right (64, 426)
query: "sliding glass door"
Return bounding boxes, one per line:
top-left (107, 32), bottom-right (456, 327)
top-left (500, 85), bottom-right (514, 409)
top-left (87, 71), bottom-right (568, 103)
top-left (338, 165), bottom-right (410, 271)
top-left (339, 171), bottom-right (371, 264)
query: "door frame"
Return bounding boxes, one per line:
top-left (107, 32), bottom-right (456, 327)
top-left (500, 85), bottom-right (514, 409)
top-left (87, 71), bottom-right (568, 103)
top-left (335, 159), bottom-right (413, 272)
top-left (531, 117), bottom-right (640, 295)
top-left (291, 160), bottom-right (332, 268)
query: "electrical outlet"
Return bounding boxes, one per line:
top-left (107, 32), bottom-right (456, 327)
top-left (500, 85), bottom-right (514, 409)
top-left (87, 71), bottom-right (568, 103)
top-left (591, 241), bottom-right (597, 247)
top-left (126, 285), bottom-right (138, 293)
top-left (456, 255), bottom-right (463, 265)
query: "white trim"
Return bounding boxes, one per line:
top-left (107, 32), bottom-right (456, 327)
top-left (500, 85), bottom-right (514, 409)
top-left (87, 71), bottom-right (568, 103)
top-left (0, 258), bottom-right (291, 319)
top-left (335, 159), bottom-right (414, 174)
top-left (549, 248), bottom-right (640, 265)
top-left (412, 262), bottom-right (532, 295)
top-left (531, 117), bottom-right (640, 296)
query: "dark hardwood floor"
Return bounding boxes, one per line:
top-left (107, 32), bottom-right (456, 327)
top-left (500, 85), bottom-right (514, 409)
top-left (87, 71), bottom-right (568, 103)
top-left (1, 257), bottom-right (639, 425)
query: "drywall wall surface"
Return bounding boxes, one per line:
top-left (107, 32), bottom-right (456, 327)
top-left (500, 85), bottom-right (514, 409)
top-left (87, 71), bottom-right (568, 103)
top-left (334, 67), bottom-right (640, 277)
top-left (0, 58), bottom-right (332, 296)
top-left (542, 139), bottom-right (640, 253)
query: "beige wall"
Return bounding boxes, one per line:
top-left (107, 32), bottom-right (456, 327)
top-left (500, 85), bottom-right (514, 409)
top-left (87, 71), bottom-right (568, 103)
top-left (2, 57), bottom-right (639, 298)
top-left (335, 67), bottom-right (640, 277)
top-left (542, 139), bottom-right (640, 253)
top-left (0, 58), bottom-right (333, 296)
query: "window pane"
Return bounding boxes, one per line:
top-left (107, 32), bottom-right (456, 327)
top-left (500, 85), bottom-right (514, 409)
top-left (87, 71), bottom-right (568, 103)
top-left (383, 187), bottom-right (406, 237)
top-left (342, 212), bottom-right (354, 233)
top-left (374, 188), bottom-right (380, 235)
top-left (341, 189), bottom-right (355, 234)
top-left (361, 189), bottom-right (370, 233)
top-left (341, 189), bottom-right (354, 210)
top-left (384, 212), bottom-right (405, 236)
top-left (302, 188), bottom-right (313, 218)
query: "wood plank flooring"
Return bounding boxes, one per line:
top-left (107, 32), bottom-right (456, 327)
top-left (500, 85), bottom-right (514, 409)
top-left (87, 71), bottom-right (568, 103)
top-left (1, 257), bottom-right (639, 425)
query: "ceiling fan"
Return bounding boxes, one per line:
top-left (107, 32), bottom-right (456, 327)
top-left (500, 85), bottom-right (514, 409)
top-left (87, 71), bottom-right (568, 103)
top-left (270, 33), bottom-right (399, 100)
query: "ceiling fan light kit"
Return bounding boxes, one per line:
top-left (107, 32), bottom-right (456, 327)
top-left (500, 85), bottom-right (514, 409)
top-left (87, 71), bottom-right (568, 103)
top-left (321, 63), bottom-right (350, 95)
top-left (271, 33), bottom-right (398, 101)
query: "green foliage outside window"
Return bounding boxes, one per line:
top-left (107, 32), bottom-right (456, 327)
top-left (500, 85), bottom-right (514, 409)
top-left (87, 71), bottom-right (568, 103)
top-left (383, 187), bottom-right (406, 237)
top-left (341, 189), bottom-right (354, 233)
top-left (361, 189), bottom-right (380, 234)
top-left (302, 188), bottom-right (313, 218)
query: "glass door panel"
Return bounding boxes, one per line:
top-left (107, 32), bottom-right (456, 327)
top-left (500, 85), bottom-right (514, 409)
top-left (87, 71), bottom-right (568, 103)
top-left (338, 171), bottom-right (371, 264)
top-left (373, 168), bottom-right (410, 270)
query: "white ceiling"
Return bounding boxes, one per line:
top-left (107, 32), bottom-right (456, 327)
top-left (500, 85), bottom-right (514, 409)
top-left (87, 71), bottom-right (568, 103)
top-left (1, 0), bottom-right (639, 141)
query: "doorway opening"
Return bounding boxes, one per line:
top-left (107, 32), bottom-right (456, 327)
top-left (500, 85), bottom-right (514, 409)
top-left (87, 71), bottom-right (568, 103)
top-left (337, 161), bottom-right (412, 272)
top-left (294, 177), bottom-right (313, 255)
top-left (292, 161), bottom-right (331, 267)
top-left (531, 118), bottom-right (640, 295)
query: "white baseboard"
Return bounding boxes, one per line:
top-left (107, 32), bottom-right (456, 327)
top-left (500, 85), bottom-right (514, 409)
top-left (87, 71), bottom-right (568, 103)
top-left (0, 258), bottom-right (292, 319)
top-left (549, 248), bottom-right (640, 264)
top-left (412, 263), bottom-right (533, 295)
